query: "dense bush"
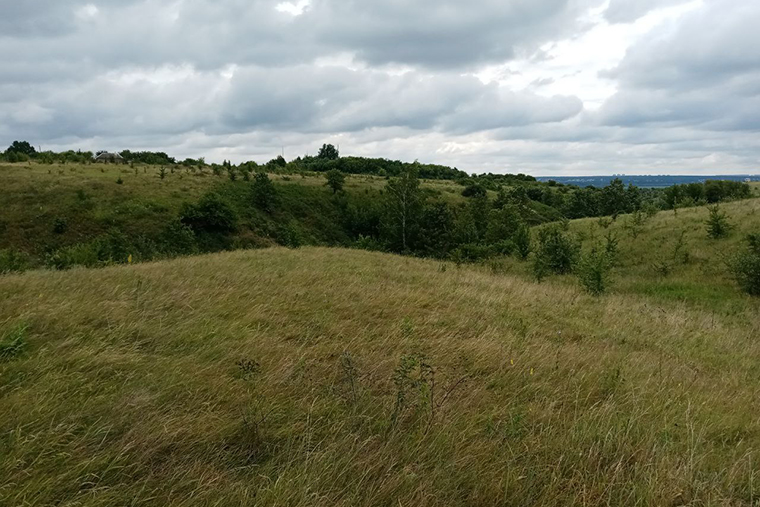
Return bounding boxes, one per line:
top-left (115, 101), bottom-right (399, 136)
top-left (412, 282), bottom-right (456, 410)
top-left (730, 233), bottom-right (760, 296)
top-left (0, 249), bottom-right (30, 273)
top-left (252, 172), bottom-right (277, 212)
top-left (532, 226), bottom-right (579, 281)
top-left (180, 193), bottom-right (238, 235)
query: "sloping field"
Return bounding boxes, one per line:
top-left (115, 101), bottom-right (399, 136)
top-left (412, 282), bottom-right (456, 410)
top-left (1, 246), bottom-right (759, 506)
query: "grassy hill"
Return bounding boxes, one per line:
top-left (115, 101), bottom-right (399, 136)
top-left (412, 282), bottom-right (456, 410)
top-left (2, 163), bottom-right (760, 505)
top-left (478, 197), bottom-right (760, 313)
top-left (0, 162), bottom-right (559, 270)
top-left (2, 223), bottom-right (759, 504)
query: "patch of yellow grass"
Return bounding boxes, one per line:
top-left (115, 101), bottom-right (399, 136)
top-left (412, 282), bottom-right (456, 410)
top-left (1, 246), bottom-right (759, 505)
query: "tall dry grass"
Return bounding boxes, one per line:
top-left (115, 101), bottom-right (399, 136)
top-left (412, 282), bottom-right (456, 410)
top-left (1, 246), bottom-right (759, 505)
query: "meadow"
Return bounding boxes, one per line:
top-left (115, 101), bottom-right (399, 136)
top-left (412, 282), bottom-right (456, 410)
top-left (1, 162), bottom-right (760, 505)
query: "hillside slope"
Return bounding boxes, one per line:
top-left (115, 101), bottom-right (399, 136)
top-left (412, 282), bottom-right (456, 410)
top-left (1, 247), bottom-right (759, 506)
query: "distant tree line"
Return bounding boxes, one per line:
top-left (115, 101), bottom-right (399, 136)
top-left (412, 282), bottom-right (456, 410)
top-left (2, 140), bottom-right (753, 223)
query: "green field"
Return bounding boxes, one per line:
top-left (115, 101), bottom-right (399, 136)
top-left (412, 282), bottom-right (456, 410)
top-left (2, 163), bottom-right (760, 505)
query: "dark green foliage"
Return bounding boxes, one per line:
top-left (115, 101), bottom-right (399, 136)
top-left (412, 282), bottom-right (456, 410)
top-left (159, 167), bottom-right (167, 179)
top-left (468, 194), bottom-right (490, 242)
top-left (532, 226), bottom-right (578, 281)
top-left (44, 229), bottom-right (149, 269)
top-left (317, 144), bottom-right (340, 160)
top-left (159, 220), bottom-right (198, 255)
top-left (451, 243), bottom-right (495, 263)
top-left (513, 224), bottom-right (531, 260)
top-left (418, 202), bottom-right (454, 258)
top-left (52, 218), bottom-right (68, 234)
top-left (577, 246), bottom-right (612, 296)
top-left (0, 324), bottom-right (28, 361)
top-left (664, 180), bottom-right (750, 208)
top-left (0, 249), bottom-right (30, 273)
top-left (116, 176), bottom-right (124, 185)
top-left (180, 193), bottom-right (238, 235)
top-left (603, 231), bottom-right (619, 265)
top-left (252, 172), bottom-right (277, 213)
top-left (325, 169), bottom-right (345, 194)
top-left (730, 234), bottom-right (760, 296)
top-left (119, 150), bottom-right (176, 165)
top-left (461, 183), bottom-right (486, 198)
top-left (276, 221), bottom-right (304, 249)
top-left (268, 156), bottom-right (287, 169)
top-left (6, 140), bottom-right (36, 157)
top-left (382, 168), bottom-right (423, 252)
top-left (706, 205), bottom-right (732, 239)
top-left (485, 205), bottom-right (522, 245)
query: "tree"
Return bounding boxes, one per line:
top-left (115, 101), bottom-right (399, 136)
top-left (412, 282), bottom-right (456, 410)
top-left (418, 202), bottom-right (455, 258)
top-left (325, 169), bottom-right (345, 194)
top-left (730, 233), bottom-right (760, 296)
top-left (252, 172), bottom-right (277, 212)
top-left (601, 178), bottom-right (630, 217)
top-left (382, 168), bottom-right (423, 252)
top-left (317, 143), bottom-right (340, 160)
top-left (6, 141), bottom-right (36, 157)
top-left (577, 246), bottom-right (612, 296)
top-left (513, 223), bottom-right (531, 260)
top-left (705, 205), bottom-right (732, 239)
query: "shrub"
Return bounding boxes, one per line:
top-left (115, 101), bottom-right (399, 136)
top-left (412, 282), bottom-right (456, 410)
top-left (0, 249), bottom-right (30, 274)
top-left (52, 217), bottom-right (68, 234)
top-left (461, 183), bottom-right (487, 198)
top-left (597, 217), bottom-right (613, 229)
top-left (159, 220), bottom-right (198, 255)
top-left (116, 176), bottom-right (124, 185)
top-left (642, 202), bottom-right (660, 218)
top-left (730, 233), bottom-right (760, 296)
top-left (277, 221), bottom-right (304, 248)
top-left (46, 242), bottom-right (101, 270)
top-left (513, 223), bottom-right (531, 260)
top-left (532, 226), bottom-right (578, 281)
top-left (252, 172), bottom-right (277, 212)
top-left (706, 204), bottom-right (732, 239)
top-left (624, 211), bottom-right (646, 238)
top-left (180, 193), bottom-right (238, 235)
top-left (451, 243), bottom-right (494, 264)
top-left (576, 246), bottom-right (612, 296)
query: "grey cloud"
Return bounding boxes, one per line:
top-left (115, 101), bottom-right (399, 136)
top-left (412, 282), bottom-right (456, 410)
top-left (0, 0), bottom-right (600, 71)
top-left (596, 0), bottom-right (760, 134)
top-left (604, 0), bottom-right (691, 24)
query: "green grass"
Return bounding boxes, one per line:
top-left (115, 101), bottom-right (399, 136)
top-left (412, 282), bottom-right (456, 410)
top-left (3, 163), bottom-right (760, 505)
top-left (0, 162), bottom-right (470, 264)
top-left (1, 246), bottom-right (759, 505)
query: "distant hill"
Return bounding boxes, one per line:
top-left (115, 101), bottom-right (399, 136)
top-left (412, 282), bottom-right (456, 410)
top-left (537, 174), bottom-right (760, 188)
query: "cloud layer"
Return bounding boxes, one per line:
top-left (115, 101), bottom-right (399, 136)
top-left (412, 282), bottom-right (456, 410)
top-left (1, 0), bottom-right (758, 174)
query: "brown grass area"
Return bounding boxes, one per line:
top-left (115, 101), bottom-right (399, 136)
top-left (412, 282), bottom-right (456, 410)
top-left (2, 247), bottom-right (759, 505)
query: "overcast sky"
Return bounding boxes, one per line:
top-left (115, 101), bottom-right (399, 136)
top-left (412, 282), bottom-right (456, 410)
top-left (1, 0), bottom-right (758, 175)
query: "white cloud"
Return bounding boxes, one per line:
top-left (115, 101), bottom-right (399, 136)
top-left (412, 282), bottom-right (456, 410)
top-left (0, 0), bottom-right (758, 175)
